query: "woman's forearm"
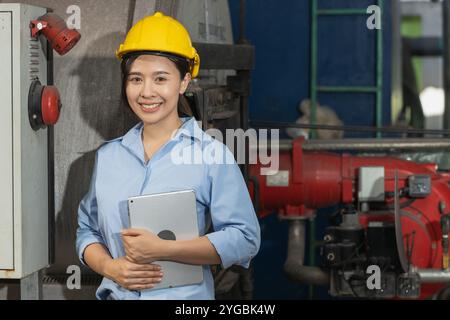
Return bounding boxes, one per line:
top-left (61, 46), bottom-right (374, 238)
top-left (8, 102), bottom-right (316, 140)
top-left (83, 243), bottom-right (114, 277)
top-left (163, 236), bottom-right (221, 265)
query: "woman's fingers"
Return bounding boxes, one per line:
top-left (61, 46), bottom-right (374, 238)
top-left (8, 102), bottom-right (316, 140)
top-left (128, 262), bottom-right (161, 272)
top-left (116, 257), bottom-right (164, 290)
top-left (124, 276), bottom-right (163, 290)
top-left (128, 283), bottom-right (156, 290)
top-left (128, 277), bottom-right (162, 285)
top-left (125, 270), bottom-right (164, 279)
top-left (121, 228), bottom-right (146, 237)
top-left (122, 239), bottom-right (132, 250)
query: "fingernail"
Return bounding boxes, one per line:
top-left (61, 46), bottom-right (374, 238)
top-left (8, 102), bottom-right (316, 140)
top-left (159, 272), bottom-right (163, 277)
top-left (157, 278), bottom-right (162, 282)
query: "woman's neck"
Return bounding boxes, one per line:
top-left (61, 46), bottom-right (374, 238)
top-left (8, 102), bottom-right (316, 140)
top-left (142, 114), bottom-right (183, 143)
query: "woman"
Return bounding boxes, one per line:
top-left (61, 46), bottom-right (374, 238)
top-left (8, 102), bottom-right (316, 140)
top-left (76, 12), bottom-right (260, 300)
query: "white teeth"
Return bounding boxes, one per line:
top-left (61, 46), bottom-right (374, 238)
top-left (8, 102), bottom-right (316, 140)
top-left (141, 103), bottom-right (161, 109)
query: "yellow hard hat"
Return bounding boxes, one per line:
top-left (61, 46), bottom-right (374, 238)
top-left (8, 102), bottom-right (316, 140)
top-left (116, 12), bottom-right (200, 78)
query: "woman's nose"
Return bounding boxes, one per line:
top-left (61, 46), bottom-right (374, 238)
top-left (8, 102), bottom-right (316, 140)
top-left (140, 80), bottom-right (156, 98)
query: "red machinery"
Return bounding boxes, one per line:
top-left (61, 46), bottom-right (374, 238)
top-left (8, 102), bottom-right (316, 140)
top-left (28, 13), bottom-right (81, 131)
top-left (248, 137), bottom-right (450, 299)
top-left (30, 13), bottom-right (81, 56)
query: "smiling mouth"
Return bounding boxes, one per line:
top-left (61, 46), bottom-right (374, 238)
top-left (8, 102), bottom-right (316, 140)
top-left (139, 102), bottom-right (162, 110)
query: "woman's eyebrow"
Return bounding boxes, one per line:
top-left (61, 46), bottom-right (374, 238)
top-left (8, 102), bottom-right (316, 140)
top-left (152, 71), bottom-right (170, 76)
top-left (128, 71), bottom-right (170, 76)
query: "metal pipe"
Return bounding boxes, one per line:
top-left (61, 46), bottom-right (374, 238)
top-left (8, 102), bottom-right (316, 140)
top-left (252, 138), bottom-right (450, 152)
top-left (240, 70), bottom-right (250, 182)
top-left (376, 0), bottom-right (384, 138)
top-left (238, 0), bottom-right (250, 181)
top-left (250, 120), bottom-right (450, 136)
top-left (391, 0), bottom-right (402, 123)
top-left (283, 219), bottom-right (330, 286)
top-left (317, 86), bottom-right (378, 93)
top-left (403, 37), bottom-right (443, 56)
top-left (308, 218), bottom-right (316, 298)
top-left (418, 269), bottom-right (450, 283)
top-left (303, 138), bottom-right (450, 151)
top-left (395, 171), bottom-right (409, 273)
top-left (46, 27), bottom-right (55, 266)
top-left (239, 0), bottom-right (247, 44)
top-left (444, 0), bottom-right (450, 129)
top-left (310, 0), bottom-right (318, 139)
top-left (317, 9), bottom-right (367, 15)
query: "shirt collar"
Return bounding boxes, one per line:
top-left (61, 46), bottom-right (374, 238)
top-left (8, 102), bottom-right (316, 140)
top-left (173, 116), bottom-right (203, 143)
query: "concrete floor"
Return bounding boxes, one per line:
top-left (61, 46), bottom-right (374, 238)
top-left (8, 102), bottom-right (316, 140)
top-left (0, 276), bottom-right (99, 300)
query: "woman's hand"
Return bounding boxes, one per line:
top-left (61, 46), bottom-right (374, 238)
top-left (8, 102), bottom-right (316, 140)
top-left (103, 256), bottom-right (163, 291)
top-left (121, 228), bottom-right (167, 264)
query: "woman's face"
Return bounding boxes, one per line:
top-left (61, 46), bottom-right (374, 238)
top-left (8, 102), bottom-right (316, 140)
top-left (125, 54), bottom-right (190, 126)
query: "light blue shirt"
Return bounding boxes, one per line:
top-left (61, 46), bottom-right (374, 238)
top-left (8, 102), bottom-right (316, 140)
top-left (76, 117), bottom-right (261, 300)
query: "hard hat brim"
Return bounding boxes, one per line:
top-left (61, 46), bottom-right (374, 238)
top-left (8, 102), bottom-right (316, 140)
top-left (120, 50), bottom-right (199, 78)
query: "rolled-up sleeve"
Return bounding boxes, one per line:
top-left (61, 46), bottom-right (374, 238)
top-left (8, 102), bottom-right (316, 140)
top-left (205, 145), bottom-right (261, 269)
top-left (76, 153), bottom-right (106, 266)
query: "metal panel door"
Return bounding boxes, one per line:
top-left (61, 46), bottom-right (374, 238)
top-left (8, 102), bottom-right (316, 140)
top-left (0, 11), bottom-right (14, 270)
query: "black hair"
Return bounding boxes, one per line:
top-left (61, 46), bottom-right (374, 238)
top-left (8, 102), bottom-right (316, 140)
top-left (120, 51), bottom-right (193, 117)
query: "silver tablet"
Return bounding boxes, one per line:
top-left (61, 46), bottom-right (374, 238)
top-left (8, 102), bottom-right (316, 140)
top-left (128, 189), bottom-right (203, 291)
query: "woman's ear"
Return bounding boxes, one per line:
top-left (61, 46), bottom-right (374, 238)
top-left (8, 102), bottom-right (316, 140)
top-left (179, 73), bottom-right (192, 95)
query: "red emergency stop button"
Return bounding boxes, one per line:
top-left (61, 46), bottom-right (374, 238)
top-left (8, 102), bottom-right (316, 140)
top-left (41, 86), bottom-right (61, 125)
top-left (28, 80), bottom-right (62, 130)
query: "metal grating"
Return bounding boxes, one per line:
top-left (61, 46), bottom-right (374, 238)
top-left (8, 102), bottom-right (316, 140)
top-left (29, 37), bottom-right (40, 80)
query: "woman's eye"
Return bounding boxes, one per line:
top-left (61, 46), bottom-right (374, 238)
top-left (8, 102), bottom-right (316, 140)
top-left (155, 77), bottom-right (167, 83)
top-left (129, 77), bottom-right (142, 83)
